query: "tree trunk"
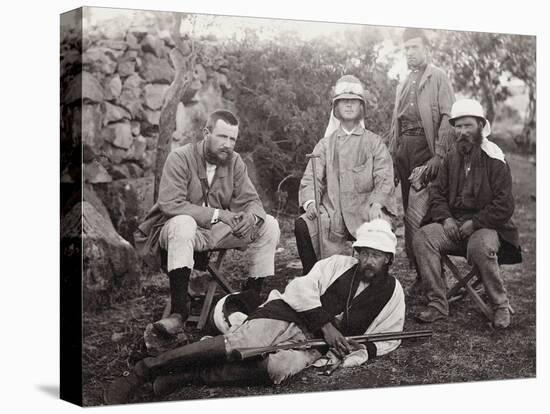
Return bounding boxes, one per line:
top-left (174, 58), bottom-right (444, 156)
top-left (154, 51), bottom-right (203, 202)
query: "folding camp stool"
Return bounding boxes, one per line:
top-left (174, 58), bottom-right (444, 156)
top-left (442, 253), bottom-right (515, 321)
top-left (160, 249), bottom-right (235, 330)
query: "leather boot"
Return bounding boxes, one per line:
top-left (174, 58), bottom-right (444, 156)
top-left (103, 360), bottom-right (149, 405)
top-left (242, 277), bottom-right (265, 294)
top-left (142, 335), bottom-right (228, 378)
top-left (153, 370), bottom-right (198, 397)
top-left (152, 360), bottom-right (271, 397)
top-left (198, 359), bottom-right (271, 386)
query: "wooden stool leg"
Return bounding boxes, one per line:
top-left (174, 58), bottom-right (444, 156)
top-left (207, 251), bottom-right (233, 294)
top-left (464, 283), bottom-right (493, 320)
top-left (197, 281), bottom-right (218, 330)
top-left (443, 255), bottom-right (493, 322)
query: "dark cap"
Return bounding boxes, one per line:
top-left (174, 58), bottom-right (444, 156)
top-left (402, 28), bottom-right (429, 45)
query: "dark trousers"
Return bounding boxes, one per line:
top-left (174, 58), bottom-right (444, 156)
top-left (395, 134), bottom-right (432, 211)
top-left (294, 217), bottom-right (317, 275)
top-left (294, 216), bottom-right (354, 275)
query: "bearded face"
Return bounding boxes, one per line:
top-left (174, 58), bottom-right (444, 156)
top-left (454, 116), bottom-right (484, 156)
top-left (354, 247), bottom-right (391, 282)
top-left (204, 120), bottom-right (239, 166)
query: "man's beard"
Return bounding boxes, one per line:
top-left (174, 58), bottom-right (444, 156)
top-left (359, 265), bottom-right (388, 282)
top-left (205, 145), bottom-right (232, 166)
top-left (457, 129), bottom-right (483, 155)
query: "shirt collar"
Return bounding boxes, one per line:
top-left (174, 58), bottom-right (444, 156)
top-left (337, 123), bottom-right (365, 137)
top-left (409, 62), bottom-right (428, 74)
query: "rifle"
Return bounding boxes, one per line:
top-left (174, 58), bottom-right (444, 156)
top-left (229, 329), bottom-right (432, 361)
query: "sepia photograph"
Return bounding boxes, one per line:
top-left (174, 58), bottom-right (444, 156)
top-left (56, 1), bottom-right (541, 411)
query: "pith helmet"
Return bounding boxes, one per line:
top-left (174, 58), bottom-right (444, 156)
top-left (449, 99), bottom-right (488, 127)
top-left (332, 75), bottom-right (366, 104)
top-left (352, 219), bottom-right (397, 256)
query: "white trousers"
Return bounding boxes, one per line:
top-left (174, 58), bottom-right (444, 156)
top-left (158, 214), bottom-right (280, 278)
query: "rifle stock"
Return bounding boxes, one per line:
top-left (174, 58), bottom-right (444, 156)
top-left (230, 329), bottom-right (432, 361)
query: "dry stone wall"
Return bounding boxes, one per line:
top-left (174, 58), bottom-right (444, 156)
top-left (61, 19), bottom-right (240, 311)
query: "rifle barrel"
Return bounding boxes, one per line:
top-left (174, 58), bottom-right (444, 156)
top-left (231, 330), bottom-right (432, 361)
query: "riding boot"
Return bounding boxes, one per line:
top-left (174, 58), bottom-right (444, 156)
top-left (103, 359), bottom-right (151, 405)
top-left (198, 359), bottom-right (271, 386)
top-left (152, 359), bottom-right (271, 397)
top-left (141, 335), bottom-right (228, 379)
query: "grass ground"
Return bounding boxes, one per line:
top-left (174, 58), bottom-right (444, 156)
top-left (82, 153), bottom-right (536, 406)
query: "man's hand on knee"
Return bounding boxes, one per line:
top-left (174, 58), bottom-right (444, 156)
top-left (459, 219), bottom-right (474, 239)
top-left (219, 210), bottom-right (240, 228)
top-left (232, 212), bottom-right (256, 238)
top-left (443, 217), bottom-right (461, 242)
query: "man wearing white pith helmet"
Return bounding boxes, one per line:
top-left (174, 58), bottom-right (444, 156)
top-left (413, 99), bottom-right (521, 328)
top-left (295, 75), bottom-right (397, 275)
top-left (104, 220), bottom-right (405, 404)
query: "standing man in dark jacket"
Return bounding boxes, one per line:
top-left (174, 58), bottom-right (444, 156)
top-left (413, 99), bottom-right (520, 328)
top-left (134, 110), bottom-right (280, 333)
top-left (389, 28), bottom-right (455, 269)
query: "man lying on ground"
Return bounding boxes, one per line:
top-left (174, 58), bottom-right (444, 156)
top-left (104, 219), bottom-right (405, 404)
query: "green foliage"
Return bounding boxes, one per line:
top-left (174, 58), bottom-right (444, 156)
top-left (217, 29), bottom-right (396, 208)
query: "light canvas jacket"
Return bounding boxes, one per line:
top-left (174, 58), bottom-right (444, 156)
top-left (299, 125), bottom-right (397, 243)
top-left (389, 63), bottom-right (455, 158)
top-left (134, 141), bottom-right (266, 257)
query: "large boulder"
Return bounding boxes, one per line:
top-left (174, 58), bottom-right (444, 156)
top-left (93, 176), bottom-right (155, 245)
top-left (61, 201), bottom-right (141, 312)
top-left (83, 184), bottom-right (111, 221)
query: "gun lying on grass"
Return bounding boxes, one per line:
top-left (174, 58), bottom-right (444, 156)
top-left (230, 329), bottom-right (433, 361)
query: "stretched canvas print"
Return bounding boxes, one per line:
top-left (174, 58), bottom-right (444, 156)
top-left (60, 6), bottom-right (536, 407)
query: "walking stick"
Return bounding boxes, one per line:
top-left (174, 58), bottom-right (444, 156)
top-left (306, 153), bottom-right (324, 260)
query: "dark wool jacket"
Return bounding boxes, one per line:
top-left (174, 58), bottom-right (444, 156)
top-left (425, 146), bottom-right (520, 251)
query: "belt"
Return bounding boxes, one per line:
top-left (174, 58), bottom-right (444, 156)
top-left (400, 127), bottom-right (425, 136)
